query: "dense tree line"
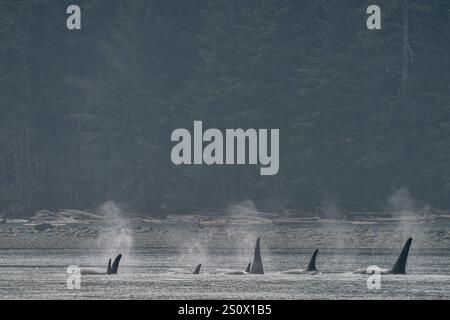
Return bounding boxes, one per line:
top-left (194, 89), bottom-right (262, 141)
top-left (1, 0), bottom-right (450, 215)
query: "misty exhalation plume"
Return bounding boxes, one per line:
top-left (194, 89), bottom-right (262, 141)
top-left (95, 201), bottom-right (133, 261)
top-left (320, 195), bottom-right (342, 219)
top-left (387, 187), bottom-right (417, 215)
top-left (225, 199), bottom-right (258, 216)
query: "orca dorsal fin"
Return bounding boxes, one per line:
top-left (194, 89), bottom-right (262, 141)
top-left (390, 238), bottom-right (412, 274)
top-left (194, 264), bottom-right (202, 274)
top-left (107, 258), bottom-right (112, 274)
top-left (245, 263), bottom-right (251, 273)
top-left (306, 249), bottom-right (319, 271)
top-left (110, 254), bottom-right (122, 274)
top-left (250, 237), bottom-right (264, 274)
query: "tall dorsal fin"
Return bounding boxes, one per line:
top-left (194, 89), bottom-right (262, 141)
top-left (306, 249), bottom-right (318, 271)
top-left (194, 264), bottom-right (202, 274)
top-left (107, 258), bottom-right (112, 274)
top-left (389, 238), bottom-right (412, 274)
top-left (250, 237), bottom-right (264, 274)
top-left (245, 263), bottom-right (251, 273)
top-left (110, 254), bottom-right (122, 274)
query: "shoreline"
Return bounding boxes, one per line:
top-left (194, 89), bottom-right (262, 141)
top-left (1, 217), bottom-right (450, 250)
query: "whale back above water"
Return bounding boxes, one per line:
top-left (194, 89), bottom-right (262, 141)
top-left (81, 254), bottom-right (122, 275)
top-left (249, 238), bottom-right (264, 274)
top-left (280, 248), bottom-right (319, 274)
top-left (80, 267), bottom-right (108, 275)
top-left (354, 237), bottom-right (413, 275)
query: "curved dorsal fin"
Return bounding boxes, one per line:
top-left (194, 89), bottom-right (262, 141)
top-left (107, 258), bottom-right (112, 274)
top-left (110, 254), bottom-right (122, 274)
top-left (390, 238), bottom-right (412, 274)
top-left (245, 262), bottom-right (251, 273)
top-left (249, 237), bottom-right (264, 274)
top-left (306, 249), bottom-right (318, 271)
top-left (194, 264), bottom-right (202, 274)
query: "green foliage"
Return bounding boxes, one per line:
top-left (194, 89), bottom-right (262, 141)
top-left (1, 0), bottom-right (450, 214)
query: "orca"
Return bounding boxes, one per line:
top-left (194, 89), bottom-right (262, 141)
top-left (194, 264), bottom-right (202, 274)
top-left (354, 238), bottom-right (412, 275)
top-left (281, 249), bottom-right (319, 274)
top-left (249, 238), bottom-right (264, 274)
top-left (213, 238), bottom-right (263, 275)
top-left (224, 238), bottom-right (263, 275)
top-left (224, 263), bottom-right (252, 275)
top-left (80, 254), bottom-right (122, 275)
